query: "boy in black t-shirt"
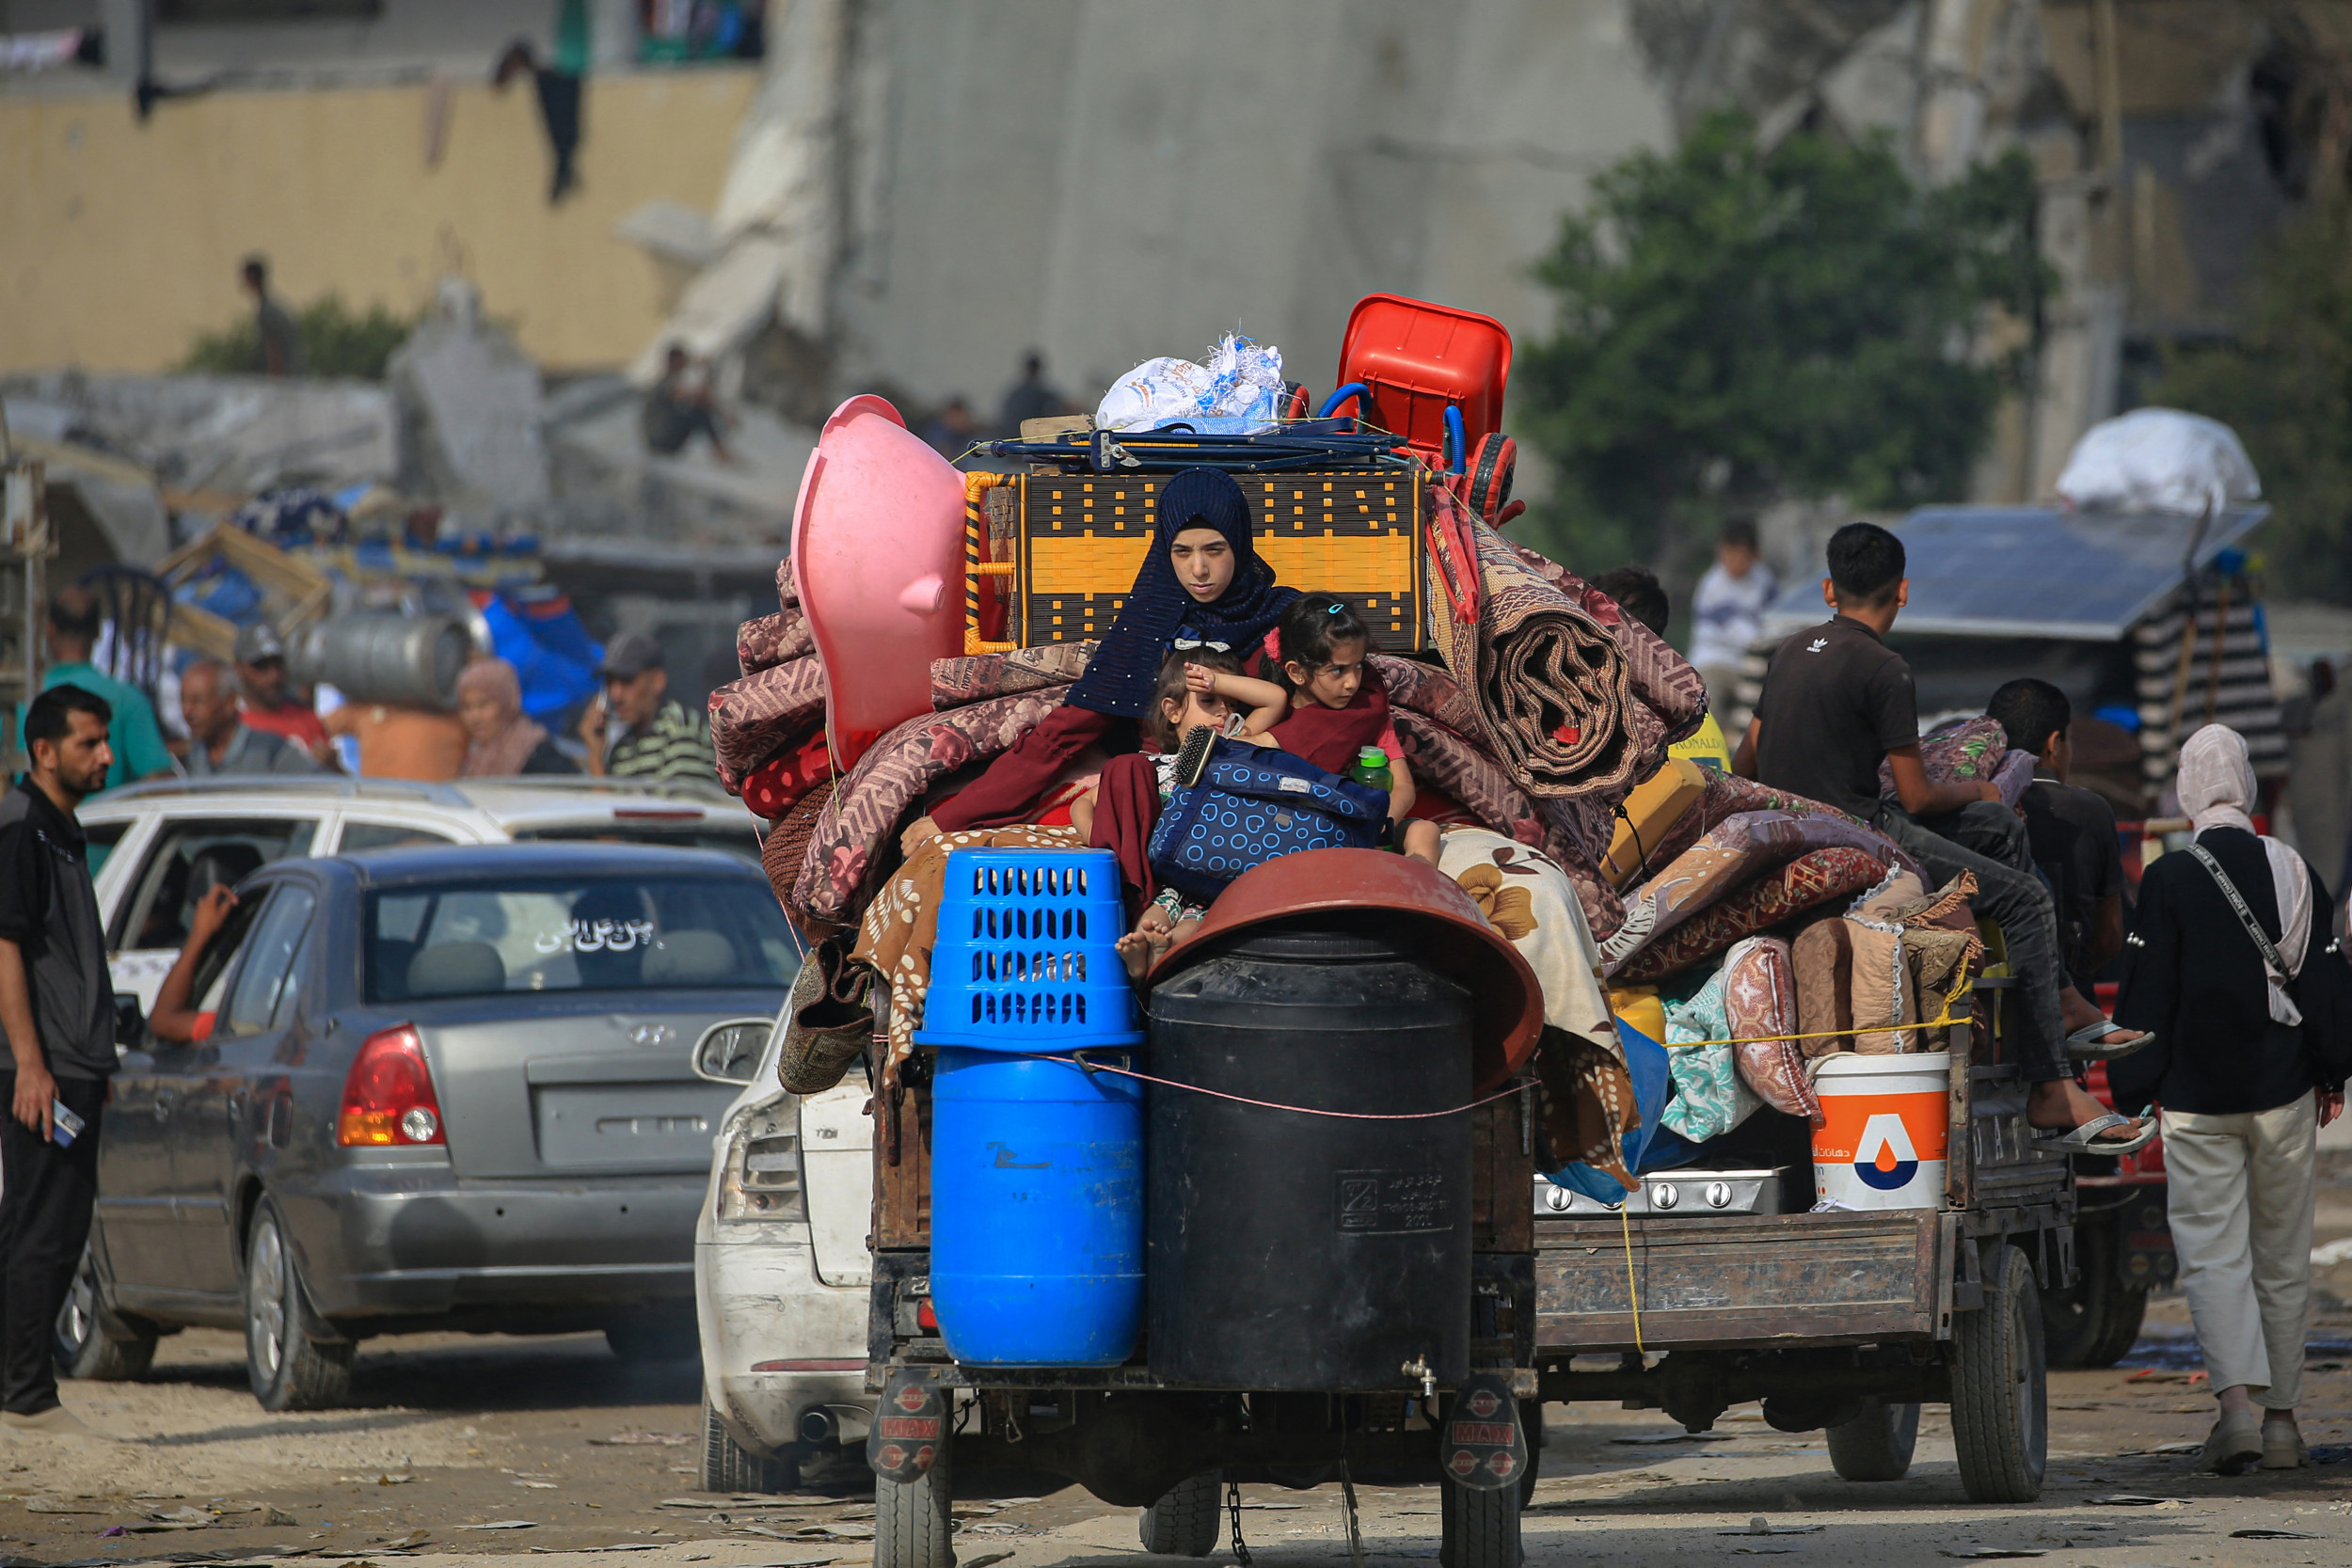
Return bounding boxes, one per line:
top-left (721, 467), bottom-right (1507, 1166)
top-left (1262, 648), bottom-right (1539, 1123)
top-left (1988, 678), bottom-right (2127, 1005)
top-left (1732, 523), bottom-right (2149, 1149)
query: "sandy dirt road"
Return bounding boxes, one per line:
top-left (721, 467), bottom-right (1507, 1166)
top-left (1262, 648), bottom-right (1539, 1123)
top-left (3, 1291), bottom-right (2350, 1568)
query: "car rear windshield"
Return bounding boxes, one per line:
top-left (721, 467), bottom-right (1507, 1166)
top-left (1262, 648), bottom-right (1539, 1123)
top-left (364, 876), bottom-right (801, 1003)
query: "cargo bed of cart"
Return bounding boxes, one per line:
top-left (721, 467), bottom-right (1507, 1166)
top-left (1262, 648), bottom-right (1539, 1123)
top-left (1529, 1053), bottom-right (2075, 1503)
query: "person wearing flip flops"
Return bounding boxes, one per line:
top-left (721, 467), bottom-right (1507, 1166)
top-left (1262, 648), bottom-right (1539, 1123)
top-left (1733, 522), bottom-right (2155, 1152)
top-left (2111, 724), bottom-right (2346, 1475)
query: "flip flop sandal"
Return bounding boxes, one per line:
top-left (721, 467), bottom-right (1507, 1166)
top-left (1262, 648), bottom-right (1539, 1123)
top-left (2033, 1106), bottom-right (2158, 1156)
top-left (2065, 1020), bottom-right (2155, 1060)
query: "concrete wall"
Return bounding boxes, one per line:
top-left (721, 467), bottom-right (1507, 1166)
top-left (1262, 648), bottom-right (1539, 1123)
top-left (831, 0), bottom-right (1673, 423)
top-left (0, 67), bottom-right (755, 374)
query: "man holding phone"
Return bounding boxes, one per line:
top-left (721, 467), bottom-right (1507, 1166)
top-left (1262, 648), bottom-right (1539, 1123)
top-left (0, 685), bottom-right (119, 1435)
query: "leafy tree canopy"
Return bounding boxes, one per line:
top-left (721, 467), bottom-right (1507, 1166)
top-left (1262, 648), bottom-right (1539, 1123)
top-left (2152, 200), bottom-right (2352, 607)
top-left (178, 293), bottom-right (417, 381)
top-left (1518, 110), bottom-right (2048, 573)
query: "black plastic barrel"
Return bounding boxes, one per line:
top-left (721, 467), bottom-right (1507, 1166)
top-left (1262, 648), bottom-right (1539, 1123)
top-left (1147, 924), bottom-right (1473, 1390)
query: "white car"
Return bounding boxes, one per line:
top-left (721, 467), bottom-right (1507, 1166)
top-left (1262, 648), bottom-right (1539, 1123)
top-left (86, 776), bottom-right (761, 1009)
top-left (690, 1009), bottom-right (875, 1491)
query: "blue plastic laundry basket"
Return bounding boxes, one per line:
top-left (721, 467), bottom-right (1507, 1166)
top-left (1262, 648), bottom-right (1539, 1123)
top-left (911, 848), bottom-right (1144, 1050)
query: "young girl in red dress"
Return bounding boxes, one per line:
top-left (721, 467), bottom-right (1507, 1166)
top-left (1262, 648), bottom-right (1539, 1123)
top-left (1265, 594), bottom-right (1441, 867)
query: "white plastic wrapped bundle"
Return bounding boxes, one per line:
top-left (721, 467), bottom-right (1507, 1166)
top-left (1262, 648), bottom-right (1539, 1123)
top-left (1094, 334), bottom-right (1285, 435)
top-left (2055, 407), bottom-right (2262, 516)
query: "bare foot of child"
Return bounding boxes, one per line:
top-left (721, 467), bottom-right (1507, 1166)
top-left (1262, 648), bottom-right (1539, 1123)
top-left (1119, 906), bottom-right (1177, 980)
top-left (1115, 928), bottom-right (1155, 981)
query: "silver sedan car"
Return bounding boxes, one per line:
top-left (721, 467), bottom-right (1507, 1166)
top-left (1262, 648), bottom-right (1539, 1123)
top-left (60, 843), bottom-right (800, 1410)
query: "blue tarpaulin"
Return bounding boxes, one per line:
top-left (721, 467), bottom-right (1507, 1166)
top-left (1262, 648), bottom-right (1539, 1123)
top-left (1544, 1015), bottom-right (1676, 1203)
top-left (482, 590), bottom-right (602, 722)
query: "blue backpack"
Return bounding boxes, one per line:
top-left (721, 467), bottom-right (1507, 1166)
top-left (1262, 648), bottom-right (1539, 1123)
top-left (1147, 737), bottom-right (1391, 901)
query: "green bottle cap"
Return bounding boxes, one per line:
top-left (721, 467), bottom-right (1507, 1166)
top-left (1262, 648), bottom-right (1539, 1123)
top-left (1357, 746), bottom-right (1387, 767)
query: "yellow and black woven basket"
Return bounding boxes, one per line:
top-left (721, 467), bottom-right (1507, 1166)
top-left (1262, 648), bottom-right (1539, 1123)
top-left (962, 470), bottom-right (1429, 656)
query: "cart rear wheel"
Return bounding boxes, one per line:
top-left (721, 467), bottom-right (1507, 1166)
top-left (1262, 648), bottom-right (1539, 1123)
top-left (875, 1419), bottom-right (954, 1568)
top-left (1137, 1470), bottom-right (1221, 1556)
top-left (2041, 1220), bottom-right (2150, 1369)
top-left (1438, 1473), bottom-right (1522, 1568)
top-left (1950, 1243), bottom-right (2047, 1503)
top-left (1825, 1398), bottom-right (1919, 1481)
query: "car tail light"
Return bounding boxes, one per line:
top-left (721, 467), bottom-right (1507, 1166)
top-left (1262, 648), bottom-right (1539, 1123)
top-left (716, 1111), bottom-right (804, 1221)
top-left (338, 1024), bottom-right (447, 1147)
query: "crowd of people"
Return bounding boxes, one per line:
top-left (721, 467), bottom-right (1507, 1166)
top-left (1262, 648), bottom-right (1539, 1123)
top-left (20, 590), bottom-right (715, 792)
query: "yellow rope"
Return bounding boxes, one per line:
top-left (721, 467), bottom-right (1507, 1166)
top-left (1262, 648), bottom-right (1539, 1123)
top-left (1605, 976), bottom-right (1999, 1356)
top-left (1619, 1202), bottom-right (1644, 1354)
top-left (1640, 975), bottom-right (1980, 1052)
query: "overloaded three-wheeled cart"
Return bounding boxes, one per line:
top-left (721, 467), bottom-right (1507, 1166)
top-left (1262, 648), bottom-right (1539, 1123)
top-left (859, 846), bottom-right (2072, 1568)
top-left (1527, 956), bottom-right (2073, 1506)
top-left (862, 847), bottom-right (1553, 1568)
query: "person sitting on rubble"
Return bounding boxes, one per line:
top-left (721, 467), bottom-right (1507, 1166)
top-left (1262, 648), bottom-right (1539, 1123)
top-left (901, 467), bottom-right (1298, 852)
top-left (1263, 594), bottom-right (1440, 868)
top-left (1082, 650), bottom-right (1289, 978)
top-left (1732, 520), bottom-right (2155, 1152)
top-left (642, 344), bottom-right (736, 463)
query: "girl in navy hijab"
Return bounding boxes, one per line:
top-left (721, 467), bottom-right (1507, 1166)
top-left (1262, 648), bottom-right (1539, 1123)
top-left (906, 468), bottom-right (1295, 845)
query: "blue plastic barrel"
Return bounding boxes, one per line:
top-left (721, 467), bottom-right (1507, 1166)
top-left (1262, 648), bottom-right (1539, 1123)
top-left (930, 1049), bottom-right (1145, 1366)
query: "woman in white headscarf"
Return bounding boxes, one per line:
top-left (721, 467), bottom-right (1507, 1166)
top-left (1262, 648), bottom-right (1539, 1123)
top-left (2114, 723), bottom-right (2344, 1475)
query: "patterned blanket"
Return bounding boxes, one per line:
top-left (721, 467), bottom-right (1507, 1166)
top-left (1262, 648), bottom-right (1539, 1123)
top-left (1438, 829), bottom-right (1613, 1045)
top-left (1430, 517), bottom-right (1645, 800)
top-left (708, 657), bottom-right (827, 779)
top-left (931, 641), bottom-right (1096, 708)
top-left (1875, 714), bottom-right (2036, 808)
top-left (1610, 844), bottom-right (1890, 985)
top-left (738, 559), bottom-right (815, 675)
top-left (850, 825), bottom-right (1087, 1069)
top-left (1600, 810), bottom-right (1919, 974)
top-left (787, 689), bottom-right (1072, 926)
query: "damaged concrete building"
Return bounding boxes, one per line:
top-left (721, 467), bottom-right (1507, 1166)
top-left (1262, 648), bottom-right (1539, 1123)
top-left (5, 2), bottom-right (2341, 567)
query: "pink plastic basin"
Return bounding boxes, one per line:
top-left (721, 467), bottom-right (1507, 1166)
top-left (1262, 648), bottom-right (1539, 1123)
top-left (790, 395), bottom-right (969, 766)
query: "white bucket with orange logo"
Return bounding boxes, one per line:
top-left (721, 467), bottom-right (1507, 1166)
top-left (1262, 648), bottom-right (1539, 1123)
top-left (1811, 1053), bottom-right (1949, 1210)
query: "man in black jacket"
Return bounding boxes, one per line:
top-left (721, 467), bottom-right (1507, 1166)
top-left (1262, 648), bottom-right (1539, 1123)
top-left (0, 686), bottom-right (119, 1436)
top-left (2115, 723), bottom-right (2345, 1476)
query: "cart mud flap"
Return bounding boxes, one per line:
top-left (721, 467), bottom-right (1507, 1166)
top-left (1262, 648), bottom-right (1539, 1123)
top-left (867, 1367), bottom-right (948, 1481)
top-left (1441, 1372), bottom-right (1527, 1491)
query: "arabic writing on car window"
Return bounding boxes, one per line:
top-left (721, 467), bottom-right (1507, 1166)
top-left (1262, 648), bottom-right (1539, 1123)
top-left (533, 918), bottom-right (658, 954)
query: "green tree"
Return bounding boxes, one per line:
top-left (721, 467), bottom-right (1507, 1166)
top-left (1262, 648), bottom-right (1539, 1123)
top-left (177, 293), bottom-right (417, 381)
top-left (1518, 111), bottom-right (2049, 573)
top-left (2150, 200), bottom-right (2352, 607)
